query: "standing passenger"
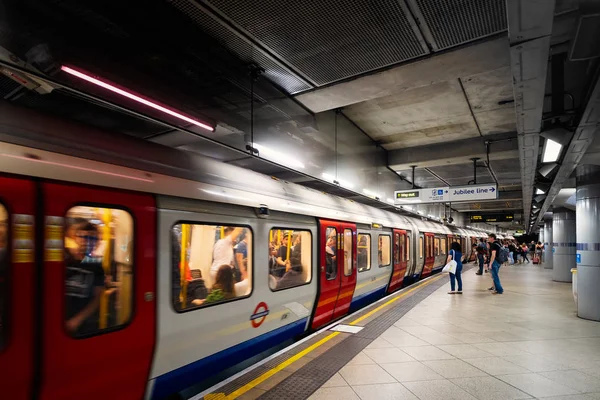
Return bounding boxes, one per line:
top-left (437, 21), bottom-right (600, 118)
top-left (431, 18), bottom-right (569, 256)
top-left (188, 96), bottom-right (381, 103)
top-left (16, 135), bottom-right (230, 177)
top-left (488, 233), bottom-right (504, 294)
top-left (234, 232), bottom-right (248, 283)
top-left (476, 238), bottom-right (486, 275)
top-left (210, 227), bottom-right (242, 281)
top-left (447, 242), bottom-right (463, 294)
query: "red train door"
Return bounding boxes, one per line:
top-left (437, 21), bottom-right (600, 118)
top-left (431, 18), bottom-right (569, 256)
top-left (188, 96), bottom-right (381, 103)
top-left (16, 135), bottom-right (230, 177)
top-left (387, 229), bottom-right (407, 293)
top-left (39, 182), bottom-right (156, 400)
top-left (422, 233), bottom-right (435, 278)
top-left (312, 220), bottom-right (357, 329)
top-left (0, 176), bottom-right (36, 400)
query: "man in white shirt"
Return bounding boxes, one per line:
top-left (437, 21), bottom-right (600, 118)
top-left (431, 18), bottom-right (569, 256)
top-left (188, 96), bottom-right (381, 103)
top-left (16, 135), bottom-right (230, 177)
top-left (210, 226), bottom-right (243, 281)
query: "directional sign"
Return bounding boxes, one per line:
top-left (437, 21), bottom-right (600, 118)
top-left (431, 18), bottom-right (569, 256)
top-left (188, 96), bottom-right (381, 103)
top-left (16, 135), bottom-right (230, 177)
top-left (576, 253), bottom-right (581, 263)
top-left (395, 184), bottom-right (497, 205)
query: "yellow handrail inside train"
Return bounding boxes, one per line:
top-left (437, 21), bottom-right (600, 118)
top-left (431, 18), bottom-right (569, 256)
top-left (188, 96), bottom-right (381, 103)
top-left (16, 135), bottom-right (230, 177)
top-left (180, 225), bottom-right (189, 309)
top-left (99, 208), bottom-right (111, 329)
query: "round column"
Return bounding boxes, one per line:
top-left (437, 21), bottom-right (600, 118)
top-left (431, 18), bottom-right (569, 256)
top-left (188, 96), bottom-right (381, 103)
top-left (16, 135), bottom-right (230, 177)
top-left (576, 165), bottom-right (600, 321)
top-left (552, 208), bottom-right (576, 282)
top-left (543, 218), bottom-right (553, 270)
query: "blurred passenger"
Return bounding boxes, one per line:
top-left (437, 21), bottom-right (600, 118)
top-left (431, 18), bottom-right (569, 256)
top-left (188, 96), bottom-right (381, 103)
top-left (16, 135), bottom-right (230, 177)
top-left (378, 236), bottom-right (383, 265)
top-left (65, 221), bottom-right (105, 335)
top-left (535, 241), bottom-right (544, 262)
top-left (275, 254), bottom-right (305, 290)
top-left (521, 242), bottom-right (530, 263)
top-left (210, 227), bottom-right (242, 281)
top-left (234, 259), bottom-right (250, 297)
top-left (276, 233), bottom-right (292, 274)
top-left (205, 264), bottom-right (235, 304)
top-left (325, 236), bottom-right (337, 279)
top-left (447, 242), bottom-right (463, 294)
top-left (234, 232), bottom-right (248, 283)
top-left (172, 230), bottom-right (182, 308)
top-left (358, 236), bottom-right (368, 272)
top-left (268, 242), bottom-right (284, 278)
top-left (476, 238), bottom-right (486, 275)
top-left (188, 267), bottom-right (208, 306)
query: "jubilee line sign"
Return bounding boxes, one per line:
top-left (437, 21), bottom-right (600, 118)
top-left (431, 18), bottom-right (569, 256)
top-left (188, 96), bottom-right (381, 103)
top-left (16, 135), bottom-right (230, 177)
top-left (394, 184), bottom-right (498, 205)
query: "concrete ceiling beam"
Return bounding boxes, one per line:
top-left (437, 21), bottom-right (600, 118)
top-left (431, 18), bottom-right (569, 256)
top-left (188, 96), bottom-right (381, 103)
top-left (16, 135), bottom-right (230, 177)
top-left (388, 131), bottom-right (518, 170)
top-left (294, 37), bottom-right (510, 113)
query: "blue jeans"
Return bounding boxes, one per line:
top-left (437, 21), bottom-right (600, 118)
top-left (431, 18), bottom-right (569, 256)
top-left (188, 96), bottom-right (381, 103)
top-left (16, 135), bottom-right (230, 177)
top-left (491, 260), bottom-right (503, 293)
top-left (477, 254), bottom-right (484, 274)
top-left (450, 264), bottom-right (463, 291)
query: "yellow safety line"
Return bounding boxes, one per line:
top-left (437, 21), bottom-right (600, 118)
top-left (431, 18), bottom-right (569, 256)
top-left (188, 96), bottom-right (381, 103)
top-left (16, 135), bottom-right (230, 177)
top-left (218, 274), bottom-right (442, 399)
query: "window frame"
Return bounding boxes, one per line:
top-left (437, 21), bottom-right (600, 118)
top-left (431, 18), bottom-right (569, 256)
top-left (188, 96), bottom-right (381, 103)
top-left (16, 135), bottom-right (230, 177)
top-left (0, 200), bottom-right (10, 351)
top-left (63, 203), bottom-right (136, 339)
top-left (378, 234), bottom-right (391, 268)
top-left (419, 236), bottom-right (423, 259)
top-left (357, 233), bottom-right (371, 273)
top-left (268, 227), bottom-right (313, 292)
top-left (325, 226), bottom-right (338, 281)
top-left (406, 235), bottom-right (411, 262)
top-left (343, 228), bottom-right (353, 277)
top-left (170, 221), bottom-right (254, 313)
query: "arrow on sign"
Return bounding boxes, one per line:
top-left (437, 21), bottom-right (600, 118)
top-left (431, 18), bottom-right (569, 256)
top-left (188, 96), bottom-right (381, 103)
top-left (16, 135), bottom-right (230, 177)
top-left (490, 187), bottom-right (496, 192)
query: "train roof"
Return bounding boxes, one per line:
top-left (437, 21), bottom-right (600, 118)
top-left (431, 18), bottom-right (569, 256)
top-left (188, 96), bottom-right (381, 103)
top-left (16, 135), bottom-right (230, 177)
top-left (0, 103), bottom-right (491, 236)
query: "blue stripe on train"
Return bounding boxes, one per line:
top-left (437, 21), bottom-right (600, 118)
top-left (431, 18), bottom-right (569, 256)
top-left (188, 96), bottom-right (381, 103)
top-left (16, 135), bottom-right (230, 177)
top-left (349, 286), bottom-right (386, 313)
top-left (151, 317), bottom-right (308, 399)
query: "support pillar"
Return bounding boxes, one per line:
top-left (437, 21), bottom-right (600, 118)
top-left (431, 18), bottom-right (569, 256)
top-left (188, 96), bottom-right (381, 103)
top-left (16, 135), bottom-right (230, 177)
top-left (539, 228), bottom-right (545, 263)
top-left (576, 165), bottom-right (600, 321)
top-left (543, 217), bottom-right (553, 270)
top-left (552, 208), bottom-right (575, 282)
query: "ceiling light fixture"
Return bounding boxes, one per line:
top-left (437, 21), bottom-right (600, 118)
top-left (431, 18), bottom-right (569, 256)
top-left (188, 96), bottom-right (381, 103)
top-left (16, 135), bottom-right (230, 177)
top-left (536, 188), bottom-right (545, 195)
top-left (542, 138), bottom-right (563, 163)
top-left (61, 65), bottom-right (214, 131)
top-left (538, 163), bottom-right (559, 178)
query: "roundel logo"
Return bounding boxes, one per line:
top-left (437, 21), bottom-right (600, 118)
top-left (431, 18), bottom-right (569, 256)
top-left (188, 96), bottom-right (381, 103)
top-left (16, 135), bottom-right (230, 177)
top-left (250, 302), bottom-right (269, 328)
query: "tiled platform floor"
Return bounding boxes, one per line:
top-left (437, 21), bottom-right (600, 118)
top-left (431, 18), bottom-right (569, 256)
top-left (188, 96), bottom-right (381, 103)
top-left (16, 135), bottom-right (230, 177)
top-left (310, 265), bottom-right (600, 400)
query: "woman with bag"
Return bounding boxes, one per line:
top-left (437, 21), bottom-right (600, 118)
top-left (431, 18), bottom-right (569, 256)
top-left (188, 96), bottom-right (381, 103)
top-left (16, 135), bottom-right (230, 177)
top-left (447, 242), bottom-right (463, 294)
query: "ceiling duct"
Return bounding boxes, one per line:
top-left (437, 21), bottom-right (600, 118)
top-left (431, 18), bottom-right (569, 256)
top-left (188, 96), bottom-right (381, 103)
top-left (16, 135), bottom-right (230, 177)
top-left (569, 13), bottom-right (600, 61)
top-left (538, 162), bottom-right (559, 178)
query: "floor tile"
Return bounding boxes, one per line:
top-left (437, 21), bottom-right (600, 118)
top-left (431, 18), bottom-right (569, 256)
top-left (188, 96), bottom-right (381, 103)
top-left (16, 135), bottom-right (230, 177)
top-left (423, 359), bottom-right (488, 379)
top-left (363, 347), bottom-right (414, 364)
top-left (403, 379), bottom-right (479, 400)
top-left (474, 341), bottom-right (531, 356)
top-left (416, 332), bottom-right (459, 345)
top-left (502, 354), bottom-right (571, 372)
top-left (347, 351), bottom-right (376, 366)
top-left (463, 357), bottom-right (531, 375)
top-left (401, 325), bottom-right (441, 336)
top-left (438, 343), bottom-right (494, 358)
top-left (351, 383), bottom-right (419, 400)
top-left (449, 331), bottom-right (497, 344)
top-left (540, 370), bottom-right (600, 393)
top-left (393, 318), bottom-right (424, 327)
top-left (450, 376), bottom-right (532, 400)
top-left (365, 337), bottom-right (395, 349)
top-left (321, 373), bottom-right (348, 388)
top-left (383, 333), bottom-right (430, 348)
top-left (537, 395), bottom-right (598, 400)
top-left (381, 361), bottom-right (444, 382)
top-left (401, 345), bottom-right (455, 361)
top-left (308, 386), bottom-right (361, 400)
top-left (339, 364), bottom-right (397, 386)
top-left (498, 373), bottom-right (579, 398)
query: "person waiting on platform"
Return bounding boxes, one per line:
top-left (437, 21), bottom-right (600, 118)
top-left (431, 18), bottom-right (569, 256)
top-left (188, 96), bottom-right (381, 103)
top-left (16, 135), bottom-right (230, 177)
top-left (447, 242), bottom-right (463, 294)
top-left (488, 233), bottom-right (504, 294)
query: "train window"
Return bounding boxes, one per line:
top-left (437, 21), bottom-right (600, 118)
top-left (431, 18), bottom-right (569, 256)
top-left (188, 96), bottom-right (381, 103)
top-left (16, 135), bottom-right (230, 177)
top-left (357, 234), bottom-right (371, 272)
top-left (406, 235), bottom-right (410, 261)
top-left (393, 233), bottom-right (400, 264)
top-left (64, 206), bottom-right (133, 337)
top-left (400, 234), bottom-right (406, 262)
top-left (0, 204), bottom-right (7, 350)
top-left (268, 228), bottom-right (311, 291)
top-left (378, 235), bottom-right (391, 267)
top-left (434, 238), bottom-right (440, 256)
top-left (172, 223), bottom-right (252, 312)
top-left (441, 238), bottom-right (447, 255)
top-left (325, 227), bottom-right (337, 280)
top-left (343, 229), bottom-right (353, 276)
top-left (419, 237), bottom-right (423, 258)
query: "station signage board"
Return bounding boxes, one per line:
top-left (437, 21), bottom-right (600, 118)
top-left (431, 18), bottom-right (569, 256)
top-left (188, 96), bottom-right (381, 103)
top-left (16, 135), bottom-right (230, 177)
top-left (470, 213), bottom-right (514, 223)
top-left (395, 184), bottom-right (497, 205)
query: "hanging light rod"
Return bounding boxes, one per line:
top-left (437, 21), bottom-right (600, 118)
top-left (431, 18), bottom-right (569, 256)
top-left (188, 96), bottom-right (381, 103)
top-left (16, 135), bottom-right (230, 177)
top-left (60, 65), bottom-right (214, 132)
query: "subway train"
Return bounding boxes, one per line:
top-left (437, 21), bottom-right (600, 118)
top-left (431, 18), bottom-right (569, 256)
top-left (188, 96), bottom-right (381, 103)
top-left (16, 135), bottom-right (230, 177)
top-left (0, 105), bottom-right (500, 400)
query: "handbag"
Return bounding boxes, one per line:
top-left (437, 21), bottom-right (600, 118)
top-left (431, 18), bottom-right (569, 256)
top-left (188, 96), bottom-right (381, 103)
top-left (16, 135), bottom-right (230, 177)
top-left (442, 250), bottom-right (458, 274)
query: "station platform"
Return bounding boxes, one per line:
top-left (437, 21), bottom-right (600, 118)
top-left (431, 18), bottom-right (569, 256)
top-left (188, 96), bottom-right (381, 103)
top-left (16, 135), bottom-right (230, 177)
top-left (199, 264), bottom-right (600, 400)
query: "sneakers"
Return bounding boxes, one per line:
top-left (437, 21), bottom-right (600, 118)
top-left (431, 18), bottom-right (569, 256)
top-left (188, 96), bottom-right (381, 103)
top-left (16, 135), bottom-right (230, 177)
top-left (492, 291), bottom-right (503, 294)
top-left (448, 291), bottom-right (456, 294)
top-left (456, 290), bottom-right (463, 294)
top-left (488, 287), bottom-right (494, 291)
top-left (475, 272), bottom-right (483, 275)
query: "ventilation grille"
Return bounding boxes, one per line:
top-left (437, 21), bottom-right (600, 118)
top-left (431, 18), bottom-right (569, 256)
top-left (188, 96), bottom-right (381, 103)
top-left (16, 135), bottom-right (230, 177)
top-left (0, 74), bottom-right (22, 99)
top-left (169, 0), bottom-right (313, 94)
top-left (415, 0), bottom-right (506, 50)
top-left (204, 0), bottom-right (427, 86)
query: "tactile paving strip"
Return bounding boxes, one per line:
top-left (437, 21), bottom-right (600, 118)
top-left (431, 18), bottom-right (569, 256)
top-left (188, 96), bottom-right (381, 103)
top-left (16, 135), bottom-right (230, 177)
top-left (257, 269), bottom-right (467, 399)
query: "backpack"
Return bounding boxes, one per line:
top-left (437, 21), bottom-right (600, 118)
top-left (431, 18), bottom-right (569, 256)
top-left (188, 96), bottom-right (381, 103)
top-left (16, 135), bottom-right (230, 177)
top-left (497, 246), bottom-right (509, 263)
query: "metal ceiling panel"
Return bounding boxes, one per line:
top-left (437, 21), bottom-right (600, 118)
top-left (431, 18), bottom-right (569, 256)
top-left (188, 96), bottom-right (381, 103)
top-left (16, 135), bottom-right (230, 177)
top-left (411, 0), bottom-right (507, 50)
top-left (168, 0), bottom-right (313, 93)
top-left (201, 0), bottom-right (428, 86)
top-left (506, 0), bottom-right (555, 44)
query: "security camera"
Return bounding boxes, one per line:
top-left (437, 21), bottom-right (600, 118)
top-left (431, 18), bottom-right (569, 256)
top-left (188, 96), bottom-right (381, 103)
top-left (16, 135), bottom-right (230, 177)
top-left (448, 217), bottom-right (454, 224)
top-left (256, 204), bottom-right (270, 218)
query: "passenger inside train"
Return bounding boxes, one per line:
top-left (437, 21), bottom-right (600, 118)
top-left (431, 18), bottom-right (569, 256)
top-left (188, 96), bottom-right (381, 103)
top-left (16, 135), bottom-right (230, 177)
top-left (63, 206), bottom-right (133, 337)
